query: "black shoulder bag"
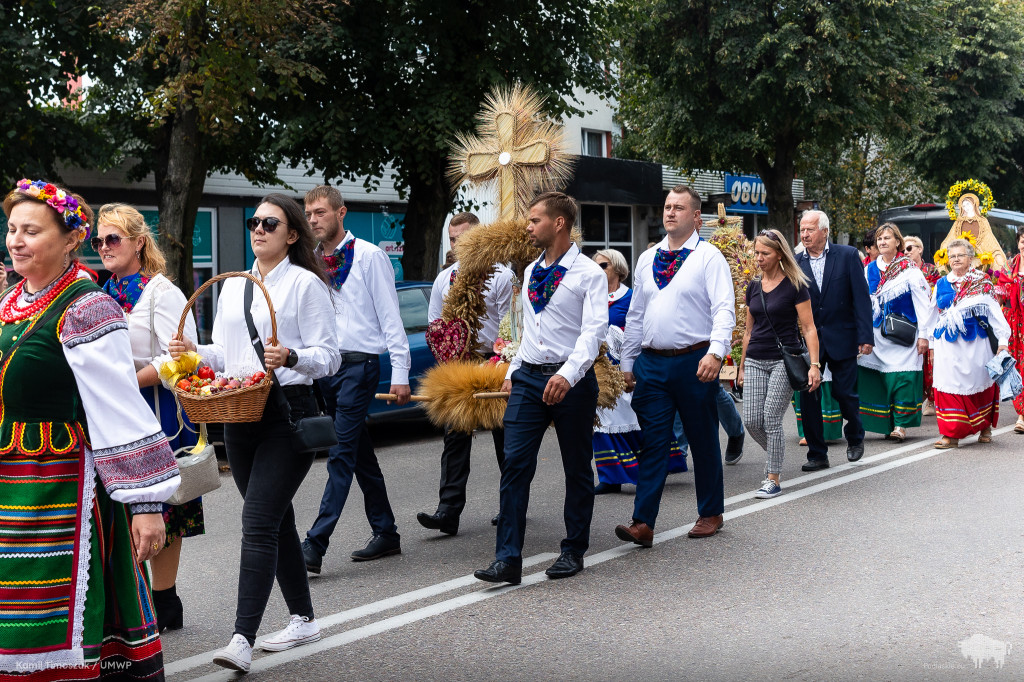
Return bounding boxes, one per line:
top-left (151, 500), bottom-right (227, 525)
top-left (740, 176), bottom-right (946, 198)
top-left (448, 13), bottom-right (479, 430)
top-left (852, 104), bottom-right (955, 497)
top-left (243, 278), bottom-right (338, 454)
top-left (757, 280), bottom-right (812, 391)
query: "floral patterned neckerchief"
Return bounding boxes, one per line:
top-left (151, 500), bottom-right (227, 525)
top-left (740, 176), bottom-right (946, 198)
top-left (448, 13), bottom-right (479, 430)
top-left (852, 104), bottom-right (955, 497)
top-left (322, 237), bottom-right (355, 291)
top-left (528, 250), bottom-right (569, 314)
top-left (103, 271), bottom-right (150, 314)
top-left (875, 254), bottom-right (914, 292)
top-left (653, 238), bottom-right (701, 289)
top-left (953, 270), bottom-right (994, 305)
top-left (449, 268), bottom-right (458, 287)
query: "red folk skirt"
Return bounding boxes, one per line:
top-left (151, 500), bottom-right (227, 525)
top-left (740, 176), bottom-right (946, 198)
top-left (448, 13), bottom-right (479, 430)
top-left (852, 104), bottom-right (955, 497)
top-left (934, 385), bottom-right (999, 439)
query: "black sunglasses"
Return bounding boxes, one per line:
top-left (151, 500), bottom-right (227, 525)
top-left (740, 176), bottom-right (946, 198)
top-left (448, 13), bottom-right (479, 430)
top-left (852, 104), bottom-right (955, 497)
top-left (246, 216), bottom-right (285, 233)
top-left (598, 261), bottom-right (610, 269)
top-left (91, 234), bottom-right (123, 251)
top-left (758, 229), bottom-right (780, 242)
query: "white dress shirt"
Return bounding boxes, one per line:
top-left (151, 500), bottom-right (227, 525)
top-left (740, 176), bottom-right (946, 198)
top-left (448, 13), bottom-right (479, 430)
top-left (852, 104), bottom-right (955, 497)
top-left (198, 256), bottom-right (341, 385)
top-left (506, 243), bottom-right (609, 386)
top-left (620, 232), bottom-right (736, 372)
top-left (429, 261), bottom-right (515, 353)
top-left (320, 232), bottom-right (412, 385)
top-left (126, 273), bottom-right (198, 374)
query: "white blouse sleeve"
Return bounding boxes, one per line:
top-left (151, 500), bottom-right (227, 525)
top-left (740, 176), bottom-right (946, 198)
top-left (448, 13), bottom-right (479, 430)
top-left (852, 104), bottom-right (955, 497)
top-left (909, 269), bottom-right (937, 339)
top-left (293, 276), bottom-right (342, 379)
top-left (149, 277), bottom-right (199, 373)
top-left (59, 291), bottom-right (180, 512)
top-left (196, 285), bottom-right (230, 374)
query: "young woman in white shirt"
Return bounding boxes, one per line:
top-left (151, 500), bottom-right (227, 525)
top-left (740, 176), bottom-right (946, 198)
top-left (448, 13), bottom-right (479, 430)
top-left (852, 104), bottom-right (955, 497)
top-left (169, 193), bottom-right (340, 672)
top-left (95, 203), bottom-right (201, 634)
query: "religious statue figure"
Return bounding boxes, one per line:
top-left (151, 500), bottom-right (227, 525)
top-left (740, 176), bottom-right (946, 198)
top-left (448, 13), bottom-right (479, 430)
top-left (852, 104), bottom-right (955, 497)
top-left (940, 192), bottom-right (1007, 270)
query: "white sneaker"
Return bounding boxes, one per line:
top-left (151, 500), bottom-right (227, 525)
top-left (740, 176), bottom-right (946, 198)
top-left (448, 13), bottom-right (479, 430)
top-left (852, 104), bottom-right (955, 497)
top-left (212, 633), bottom-right (252, 672)
top-left (259, 615), bottom-right (322, 652)
top-left (754, 478), bottom-right (783, 499)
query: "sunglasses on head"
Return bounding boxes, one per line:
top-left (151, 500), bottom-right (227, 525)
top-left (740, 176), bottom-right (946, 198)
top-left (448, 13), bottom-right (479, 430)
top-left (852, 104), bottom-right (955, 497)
top-left (91, 234), bottom-right (122, 251)
top-left (758, 229), bottom-right (780, 242)
top-left (246, 216), bottom-right (285, 233)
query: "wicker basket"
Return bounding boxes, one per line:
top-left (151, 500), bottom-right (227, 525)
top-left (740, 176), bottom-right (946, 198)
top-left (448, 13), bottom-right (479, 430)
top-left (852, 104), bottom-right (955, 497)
top-left (173, 272), bottom-right (277, 423)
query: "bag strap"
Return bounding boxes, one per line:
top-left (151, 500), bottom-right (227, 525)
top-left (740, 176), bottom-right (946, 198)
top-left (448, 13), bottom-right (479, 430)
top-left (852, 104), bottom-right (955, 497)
top-left (0, 288), bottom-right (92, 376)
top-left (756, 279), bottom-right (785, 351)
top-left (243, 277), bottom-right (294, 422)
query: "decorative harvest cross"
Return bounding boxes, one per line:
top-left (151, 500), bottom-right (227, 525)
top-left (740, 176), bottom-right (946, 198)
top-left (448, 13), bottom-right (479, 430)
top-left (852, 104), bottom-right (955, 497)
top-left (464, 112), bottom-right (551, 221)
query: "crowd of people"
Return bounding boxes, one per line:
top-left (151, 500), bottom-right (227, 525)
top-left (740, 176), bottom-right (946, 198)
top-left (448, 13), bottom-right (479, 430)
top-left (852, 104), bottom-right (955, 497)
top-left (1, 178), bottom-right (1019, 678)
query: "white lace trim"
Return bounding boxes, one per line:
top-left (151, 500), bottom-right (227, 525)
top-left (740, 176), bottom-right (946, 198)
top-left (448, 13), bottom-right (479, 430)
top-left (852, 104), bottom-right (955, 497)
top-left (595, 423), bottom-right (641, 434)
top-left (871, 267), bottom-right (924, 318)
top-left (934, 299), bottom-right (992, 337)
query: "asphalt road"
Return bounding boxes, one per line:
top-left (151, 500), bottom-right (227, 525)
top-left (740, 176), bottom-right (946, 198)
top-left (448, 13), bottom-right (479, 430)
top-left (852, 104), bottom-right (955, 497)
top-left (161, 401), bottom-right (1023, 681)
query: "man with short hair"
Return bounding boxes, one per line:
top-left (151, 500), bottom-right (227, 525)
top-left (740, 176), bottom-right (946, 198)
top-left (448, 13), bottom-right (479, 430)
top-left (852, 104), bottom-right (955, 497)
top-left (474, 191), bottom-right (607, 585)
top-left (615, 185), bottom-right (735, 548)
top-left (797, 209), bottom-right (874, 469)
top-left (301, 185), bottom-right (411, 572)
top-left (417, 212), bottom-right (514, 535)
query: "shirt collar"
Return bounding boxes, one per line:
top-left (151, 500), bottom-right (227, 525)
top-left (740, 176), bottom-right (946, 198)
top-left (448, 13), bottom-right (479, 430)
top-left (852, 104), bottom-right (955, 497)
top-left (252, 254), bottom-right (292, 283)
top-left (657, 231), bottom-right (701, 252)
top-left (808, 241), bottom-right (830, 259)
top-left (317, 230), bottom-right (355, 256)
top-left (609, 283), bottom-right (629, 302)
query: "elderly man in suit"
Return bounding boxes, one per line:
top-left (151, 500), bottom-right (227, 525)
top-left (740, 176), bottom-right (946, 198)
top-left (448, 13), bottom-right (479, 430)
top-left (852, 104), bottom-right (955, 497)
top-left (797, 210), bottom-right (874, 470)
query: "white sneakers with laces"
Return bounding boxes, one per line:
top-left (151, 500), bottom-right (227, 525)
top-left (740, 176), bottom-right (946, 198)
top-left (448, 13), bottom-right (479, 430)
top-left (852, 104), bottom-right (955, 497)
top-left (259, 615), bottom-right (322, 652)
top-left (212, 633), bottom-right (252, 672)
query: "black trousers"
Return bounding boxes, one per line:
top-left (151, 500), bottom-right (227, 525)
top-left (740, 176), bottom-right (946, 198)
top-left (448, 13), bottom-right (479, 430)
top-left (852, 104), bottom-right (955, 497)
top-left (223, 388), bottom-right (318, 644)
top-left (799, 352), bottom-right (865, 460)
top-left (436, 427), bottom-right (505, 516)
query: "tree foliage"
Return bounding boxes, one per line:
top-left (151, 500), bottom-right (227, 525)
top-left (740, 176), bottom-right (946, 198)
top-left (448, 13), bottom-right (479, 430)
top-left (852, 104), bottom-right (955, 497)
top-left (617, 0), bottom-right (941, 242)
top-left (277, 0), bottom-right (618, 279)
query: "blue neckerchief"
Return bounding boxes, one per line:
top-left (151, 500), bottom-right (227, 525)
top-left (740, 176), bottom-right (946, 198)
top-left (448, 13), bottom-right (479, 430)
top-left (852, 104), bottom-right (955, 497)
top-left (323, 238), bottom-right (355, 290)
top-left (528, 250), bottom-right (570, 314)
top-left (103, 271), bottom-right (150, 313)
top-left (653, 238), bottom-right (700, 289)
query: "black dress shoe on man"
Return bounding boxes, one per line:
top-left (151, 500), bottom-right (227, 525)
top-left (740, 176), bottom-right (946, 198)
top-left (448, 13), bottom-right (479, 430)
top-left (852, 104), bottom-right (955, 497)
top-left (801, 458), bottom-right (830, 472)
top-left (491, 514), bottom-right (499, 526)
top-left (847, 442), bottom-right (865, 462)
top-left (416, 511), bottom-right (459, 535)
top-left (474, 560), bottom-right (522, 585)
top-left (301, 539), bottom-right (322, 574)
top-left (545, 551), bottom-right (584, 579)
top-left (724, 433), bottom-right (745, 465)
top-left (350, 534), bottom-right (401, 562)
top-left (594, 482), bottom-right (621, 495)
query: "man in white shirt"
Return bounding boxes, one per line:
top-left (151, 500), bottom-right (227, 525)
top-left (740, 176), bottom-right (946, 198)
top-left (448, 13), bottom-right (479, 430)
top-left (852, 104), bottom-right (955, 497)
top-left (418, 213), bottom-right (514, 536)
top-left (300, 185), bottom-right (412, 572)
top-left (615, 185), bottom-right (735, 547)
top-left (473, 192), bottom-right (608, 585)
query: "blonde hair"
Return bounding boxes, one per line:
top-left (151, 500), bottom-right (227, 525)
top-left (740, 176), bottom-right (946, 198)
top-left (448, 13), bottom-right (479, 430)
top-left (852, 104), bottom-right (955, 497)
top-left (755, 229), bottom-right (810, 289)
top-left (594, 249), bottom-right (629, 280)
top-left (904, 235), bottom-right (924, 251)
top-left (96, 204), bottom-right (167, 277)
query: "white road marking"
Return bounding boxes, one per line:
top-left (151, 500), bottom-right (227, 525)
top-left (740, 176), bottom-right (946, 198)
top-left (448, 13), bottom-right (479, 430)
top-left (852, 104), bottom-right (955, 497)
top-left (175, 428), bottom-right (1008, 680)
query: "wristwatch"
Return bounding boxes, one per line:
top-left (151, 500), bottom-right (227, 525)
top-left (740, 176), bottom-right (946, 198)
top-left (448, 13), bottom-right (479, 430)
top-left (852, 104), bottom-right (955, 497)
top-left (811, 362), bottom-right (821, 368)
top-left (708, 352), bottom-right (723, 363)
top-left (285, 348), bottom-right (298, 368)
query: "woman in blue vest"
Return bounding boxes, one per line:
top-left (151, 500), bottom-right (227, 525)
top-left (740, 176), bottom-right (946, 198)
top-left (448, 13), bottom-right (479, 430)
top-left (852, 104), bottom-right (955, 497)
top-left (857, 223), bottom-right (935, 441)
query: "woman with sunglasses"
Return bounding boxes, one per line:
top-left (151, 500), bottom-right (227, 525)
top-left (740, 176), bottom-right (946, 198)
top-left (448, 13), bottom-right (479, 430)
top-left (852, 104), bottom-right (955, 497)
top-left (737, 229), bottom-right (820, 498)
top-left (857, 223), bottom-right (935, 443)
top-left (169, 193), bottom-right (339, 672)
top-left (93, 203), bottom-right (201, 634)
top-left (590, 249), bottom-right (685, 494)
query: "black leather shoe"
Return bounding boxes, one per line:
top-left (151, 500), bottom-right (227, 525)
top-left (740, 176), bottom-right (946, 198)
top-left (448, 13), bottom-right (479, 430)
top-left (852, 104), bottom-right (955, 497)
top-left (491, 514), bottom-right (499, 526)
top-left (301, 539), bottom-right (322, 574)
top-left (350, 534), bottom-right (401, 562)
top-left (545, 551), bottom-right (584, 579)
top-left (474, 560), bottom-right (522, 585)
top-left (847, 442), bottom-right (865, 462)
top-left (594, 482), bottom-right (621, 494)
top-left (801, 458), bottom-right (830, 472)
top-left (724, 433), bottom-right (744, 465)
top-left (416, 511), bottom-right (459, 535)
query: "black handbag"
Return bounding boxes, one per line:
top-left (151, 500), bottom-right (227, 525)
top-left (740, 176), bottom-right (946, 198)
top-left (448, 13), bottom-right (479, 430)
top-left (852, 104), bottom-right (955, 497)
top-left (881, 311), bottom-right (917, 347)
top-left (757, 281), bottom-right (812, 391)
top-left (243, 279), bottom-right (338, 454)
top-left (972, 313), bottom-right (1000, 355)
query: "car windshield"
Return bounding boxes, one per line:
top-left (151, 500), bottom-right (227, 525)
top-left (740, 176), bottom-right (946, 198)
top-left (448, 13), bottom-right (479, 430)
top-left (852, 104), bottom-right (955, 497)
top-left (398, 287), bottom-right (430, 333)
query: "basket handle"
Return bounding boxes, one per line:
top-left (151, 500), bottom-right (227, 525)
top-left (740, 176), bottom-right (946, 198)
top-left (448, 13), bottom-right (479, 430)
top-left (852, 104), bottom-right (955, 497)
top-left (175, 271), bottom-right (279, 346)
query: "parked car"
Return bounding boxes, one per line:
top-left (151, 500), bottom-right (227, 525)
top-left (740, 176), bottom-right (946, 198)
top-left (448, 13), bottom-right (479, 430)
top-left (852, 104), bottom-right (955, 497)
top-left (876, 203), bottom-right (1024, 261)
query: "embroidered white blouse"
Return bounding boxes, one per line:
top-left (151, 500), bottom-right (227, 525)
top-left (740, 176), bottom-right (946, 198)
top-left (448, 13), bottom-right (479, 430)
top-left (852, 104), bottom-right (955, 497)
top-left (429, 261), bottom-right (515, 353)
top-left (505, 244), bottom-right (609, 386)
top-left (126, 273), bottom-right (198, 374)
top-left (620, 232), bottom-right (736, 372)
top-left (858, 257), bottom-right (936, 374)
top-left (197, 257), bottom-right (341, 385)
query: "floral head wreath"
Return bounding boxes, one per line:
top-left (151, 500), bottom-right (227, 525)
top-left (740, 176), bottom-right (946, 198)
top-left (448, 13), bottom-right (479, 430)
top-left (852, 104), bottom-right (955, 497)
top-left (14, 179), bottom-right (91, 241)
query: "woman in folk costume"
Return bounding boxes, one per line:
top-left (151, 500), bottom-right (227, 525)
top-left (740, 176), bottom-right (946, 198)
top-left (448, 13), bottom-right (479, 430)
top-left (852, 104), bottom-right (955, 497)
top-left (590, 250), bottom-right (684, 494)
top-left (996, 226), bottom-right (1024, 433)
top-left (931, 238), bottom-right (1009, 449)
top-left (95, 204), bottom-right (202, 633)
top-left (0, 181), bottom-right (180, 678)
top-left (904, 235), bottom-right (941, 416)
top-left (857, 223), bottom-right (935, 442)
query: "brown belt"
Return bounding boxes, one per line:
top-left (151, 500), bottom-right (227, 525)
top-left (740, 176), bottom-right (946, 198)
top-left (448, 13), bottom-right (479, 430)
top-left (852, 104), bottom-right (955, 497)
top-left (644, 340), bottom-right (711, 357)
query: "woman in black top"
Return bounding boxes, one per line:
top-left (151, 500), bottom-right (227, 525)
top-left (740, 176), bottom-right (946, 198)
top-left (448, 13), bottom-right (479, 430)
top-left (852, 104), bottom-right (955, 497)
top-left (737, 229), bottom-right (821, 498)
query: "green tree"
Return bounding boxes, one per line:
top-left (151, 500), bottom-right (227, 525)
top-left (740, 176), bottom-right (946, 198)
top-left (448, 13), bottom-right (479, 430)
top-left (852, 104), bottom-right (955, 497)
top-left (903, 0), bottom-right (1024, 209)
top-left (617, 0), bottom-right (940, 242)
top-left (278, 0), bottom-right (617, 279)
top-left (91, 0), bottom-right (329, 292)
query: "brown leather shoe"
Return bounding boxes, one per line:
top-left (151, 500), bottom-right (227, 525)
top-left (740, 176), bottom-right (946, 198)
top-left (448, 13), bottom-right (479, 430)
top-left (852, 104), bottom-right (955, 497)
top-left (614, 520), bottom-right (653, 548)
top-left (687, 515), bottom-right (724, 538)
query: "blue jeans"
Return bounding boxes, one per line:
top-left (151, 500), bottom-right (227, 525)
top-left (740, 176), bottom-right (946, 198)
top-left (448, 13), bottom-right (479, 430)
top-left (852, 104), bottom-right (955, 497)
top-left (674, 383), bottom-right (744, 452)
top-left (496, 366), bottom-right (599, 563)
top-left (306, 358), bottom-right (398, 555)
top-left (632, 350), bottom-right (725, 528)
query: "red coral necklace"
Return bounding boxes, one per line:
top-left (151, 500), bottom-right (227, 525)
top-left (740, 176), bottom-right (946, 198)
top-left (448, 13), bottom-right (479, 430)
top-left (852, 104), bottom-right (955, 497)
top-left (0, 264), bottom-right (80, 324)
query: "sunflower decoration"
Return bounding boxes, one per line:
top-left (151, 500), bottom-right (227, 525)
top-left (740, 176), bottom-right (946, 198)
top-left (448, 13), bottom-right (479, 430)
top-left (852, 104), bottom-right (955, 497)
top-left (978, 251), bottom-right (995, 267)
top-left (946, 179), bottom-right (995, 220)
top-left (933, 248), bottom-right (948, 269)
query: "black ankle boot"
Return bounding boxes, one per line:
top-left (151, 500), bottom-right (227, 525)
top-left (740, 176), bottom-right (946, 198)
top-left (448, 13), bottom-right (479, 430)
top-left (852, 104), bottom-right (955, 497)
top-left (152, 585), bottom-right (184, 632)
